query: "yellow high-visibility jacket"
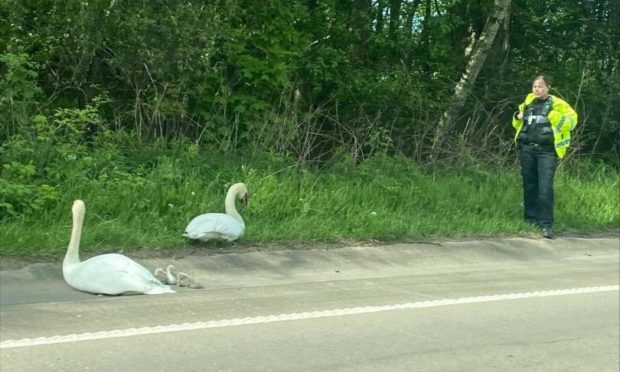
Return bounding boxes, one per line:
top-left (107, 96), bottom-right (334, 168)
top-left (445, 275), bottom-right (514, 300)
top-left (512, 93), bottom-right (578, 158)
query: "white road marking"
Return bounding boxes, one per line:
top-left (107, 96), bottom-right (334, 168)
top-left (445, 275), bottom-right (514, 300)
top-left (1, 285), bottom-right (618, 349)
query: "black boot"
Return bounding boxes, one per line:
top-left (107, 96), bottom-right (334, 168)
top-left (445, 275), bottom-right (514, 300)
top-left (542, 227), bottom-right (555, 239)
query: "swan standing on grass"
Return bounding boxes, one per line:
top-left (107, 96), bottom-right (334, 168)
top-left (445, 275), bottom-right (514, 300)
top-left (63, 200), bottom-right (175, 295)
top-left (183, 183), bottom-right (249, 242)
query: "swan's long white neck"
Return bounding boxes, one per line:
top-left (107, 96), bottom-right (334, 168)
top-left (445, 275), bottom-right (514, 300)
top-left (63, 202), bottom-right (85, 270)
top-left (224, 184), bottom-right (245, 226)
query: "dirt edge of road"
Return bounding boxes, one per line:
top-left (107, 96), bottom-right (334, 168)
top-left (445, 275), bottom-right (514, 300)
top-left (2, 229), bottom-right (618, 271)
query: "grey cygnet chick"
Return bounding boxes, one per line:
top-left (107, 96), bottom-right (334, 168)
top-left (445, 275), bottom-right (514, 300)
top-left (176, 272), bottom-right (204, 289)
top-left (153, 264), bottom-right (178, 285)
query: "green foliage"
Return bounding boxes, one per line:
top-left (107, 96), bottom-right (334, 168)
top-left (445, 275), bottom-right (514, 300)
top-left (0, 52), bottom-right (43, 139)
top-left (0, 0), bottom-right (618, 259)
top-left (0, 137), bottom-right (617, 259)
top-left (0, 97), bottom-right (109, 218)
top-left (0, 160), bottom-right (58, 218)
top-left (2, 0), bottom-right (617, 166)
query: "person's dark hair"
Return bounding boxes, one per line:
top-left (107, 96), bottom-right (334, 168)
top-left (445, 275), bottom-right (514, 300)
top-left (533, 74), bottom-right (552, 87)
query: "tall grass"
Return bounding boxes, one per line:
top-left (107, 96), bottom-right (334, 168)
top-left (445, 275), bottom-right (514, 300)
top-left (1, 141), bottom-right (618, 260)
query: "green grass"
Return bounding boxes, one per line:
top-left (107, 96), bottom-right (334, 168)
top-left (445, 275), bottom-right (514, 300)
top-left (1, 145), bottom-right (619, 261)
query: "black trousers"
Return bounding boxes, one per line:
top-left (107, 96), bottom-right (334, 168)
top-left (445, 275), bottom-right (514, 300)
top-left (519, 143), bottom-right (557, 228)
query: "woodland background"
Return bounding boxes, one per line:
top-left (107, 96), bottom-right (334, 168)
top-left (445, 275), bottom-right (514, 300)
top-left (0, 0), bottom-right (619, 252)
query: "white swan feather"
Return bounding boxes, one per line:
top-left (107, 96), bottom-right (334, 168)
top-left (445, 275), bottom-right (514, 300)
top-left (63, 200), bottom-right (175, 295)
top-left (183, 183), bottom-right (248, 242)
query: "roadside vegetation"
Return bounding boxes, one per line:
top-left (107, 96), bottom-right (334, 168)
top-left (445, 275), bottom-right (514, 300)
top-left (1, 1), bottom-right (618, 260)
top-left (1, 127), bottom-right (618, 260)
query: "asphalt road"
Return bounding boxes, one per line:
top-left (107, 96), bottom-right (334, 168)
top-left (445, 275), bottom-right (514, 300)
top-left (1, 235), bottom-right (619, 371)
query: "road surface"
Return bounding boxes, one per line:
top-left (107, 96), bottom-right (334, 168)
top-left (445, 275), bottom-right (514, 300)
top-left (1, 236), bottom-right (618, 371)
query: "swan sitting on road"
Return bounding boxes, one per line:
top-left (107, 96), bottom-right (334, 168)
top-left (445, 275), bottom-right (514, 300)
top-left (183, 183), bottom-right (249, 242)
top-left (62, 200), bottom-right (175, 295)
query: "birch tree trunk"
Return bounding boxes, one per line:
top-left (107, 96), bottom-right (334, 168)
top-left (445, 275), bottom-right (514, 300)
top-left (433, 0), bottom-right (512, 153)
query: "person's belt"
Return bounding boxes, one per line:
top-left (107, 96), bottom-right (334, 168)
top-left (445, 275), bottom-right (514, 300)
top-left (521, 142), bottom-right (554, 151)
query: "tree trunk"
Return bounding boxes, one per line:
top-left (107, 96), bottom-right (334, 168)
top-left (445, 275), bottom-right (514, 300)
top-left (388, 0), bottom-right (402, 41)
top-left (404, 0), bottom-right (421, 69)
top-left (420, 0), bottom-right (432, 78)
top-left (351, 0), bottom-right (372, 62)
top-left (433, 0), bottom-right (512, 152)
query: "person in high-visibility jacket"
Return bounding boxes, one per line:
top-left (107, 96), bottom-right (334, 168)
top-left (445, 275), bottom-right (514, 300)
top-left (512, 75), bottom-right (578, 239)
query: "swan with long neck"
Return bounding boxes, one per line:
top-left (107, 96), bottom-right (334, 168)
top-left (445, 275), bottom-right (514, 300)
top-left (183, 183), bottom-right (248, 242)
top-left (63, 200), bottom-right (175, 295)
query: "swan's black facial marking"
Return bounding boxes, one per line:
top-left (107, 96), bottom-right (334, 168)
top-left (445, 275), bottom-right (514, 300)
top-left (240, 192), bottom-right (249, 207)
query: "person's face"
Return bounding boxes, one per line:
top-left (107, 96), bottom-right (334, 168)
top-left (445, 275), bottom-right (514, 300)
top-left (532, 79), bottom-right (549, 98)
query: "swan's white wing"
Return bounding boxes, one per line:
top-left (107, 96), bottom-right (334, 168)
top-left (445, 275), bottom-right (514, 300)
top-left (183, 213), bottom-right (245, 242)
top-left (66, 253), bottom-right (174, 295)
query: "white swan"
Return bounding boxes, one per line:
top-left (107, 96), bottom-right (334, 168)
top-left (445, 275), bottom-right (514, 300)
top-left (183, 183), bottom-right (249, 242)
top-left (62, 200), bottom-right (175, 295)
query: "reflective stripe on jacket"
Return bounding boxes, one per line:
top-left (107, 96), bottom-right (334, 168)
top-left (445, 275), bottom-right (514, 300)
top-left (512, 93), bottom-right (578, 158)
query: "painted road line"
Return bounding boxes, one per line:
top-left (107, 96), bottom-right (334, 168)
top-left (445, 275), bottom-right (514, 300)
top-left (1, 285), bottom-right (618, 349)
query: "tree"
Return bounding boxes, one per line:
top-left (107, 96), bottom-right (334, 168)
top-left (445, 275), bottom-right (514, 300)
top-left (433, 0), bottom-right (512, 153)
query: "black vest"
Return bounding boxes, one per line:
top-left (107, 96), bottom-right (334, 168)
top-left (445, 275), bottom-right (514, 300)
top-left (519, 97), bottom-right (554, 145)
